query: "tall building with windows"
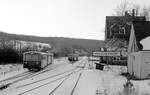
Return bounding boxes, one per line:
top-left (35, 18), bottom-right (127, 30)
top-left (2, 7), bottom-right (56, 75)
top-left (104, 9), bottom-right (146, 52)
top-left (105, 10), bottom-right (146, 41)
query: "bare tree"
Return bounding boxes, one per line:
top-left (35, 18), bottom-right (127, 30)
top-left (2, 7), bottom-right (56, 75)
top-left (114, 1), bottom-right (150, 20)
top-left (140, 6), bottom-right (150, 20)
top-left (0, 38), bottom-right (13, 49)
top-left (113, 0), bottom-right (130, 16)
top-left (132, 4), bottom-right (150, 20)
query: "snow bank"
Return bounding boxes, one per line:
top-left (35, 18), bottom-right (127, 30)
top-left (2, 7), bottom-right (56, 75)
top-left (104, 65), bottom-right (127, 74)
top-left (101, 65), bottom-right (150, 95)
top-left (131, 79), bottom-right (150, 95)
top-left (0, 64), bottom-right (23, 74)
top-left (74, 69), bottom-right (126, 95)
top-left (0, 64), bottom-right (28, 81)
top-left (53, 57), bottom-right (70, 65)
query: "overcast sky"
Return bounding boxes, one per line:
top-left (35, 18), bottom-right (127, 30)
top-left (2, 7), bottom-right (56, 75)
top-left (0, 0), bottom-right (149, 40)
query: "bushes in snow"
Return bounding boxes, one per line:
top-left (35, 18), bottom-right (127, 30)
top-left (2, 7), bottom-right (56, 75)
top-left (0, 38), bottom-right (22, 64)
top-left (0, 47), bottom-right (22, 64)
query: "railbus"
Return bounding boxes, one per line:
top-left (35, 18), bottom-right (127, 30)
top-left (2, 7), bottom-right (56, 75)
top-left (23, 51), bottom-right (53, 71)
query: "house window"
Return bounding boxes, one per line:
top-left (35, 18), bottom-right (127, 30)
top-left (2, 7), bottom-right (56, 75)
top-left (119, 26), bottom-right (126, 34)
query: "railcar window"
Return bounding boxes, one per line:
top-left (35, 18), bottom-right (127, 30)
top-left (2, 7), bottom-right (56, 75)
top-left (42, 56), bottom-right (46, 59)
top-left (32, 54), bottom-right (39, 61)
top-left (25, 54), bottom-right (32, 61)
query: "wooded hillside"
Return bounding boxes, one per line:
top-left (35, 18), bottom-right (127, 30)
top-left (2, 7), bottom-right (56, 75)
top-left (0, 32), bottom-right (105, 56)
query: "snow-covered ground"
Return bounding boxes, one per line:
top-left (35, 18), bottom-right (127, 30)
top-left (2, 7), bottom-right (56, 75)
top-left (75, 69), bottom-right (126, 95)
top-left (0, 57), bottom-right (69, 81)
top-left (0, 64), bottom-right (23, 75)
top-left (1, 57), bottom-right (150, 95)
top-left (104, 65), bottom-right (127, 74)
top-left (0, 64), bottom-right (28, 82)
top-left (0, 57), bottom-right (82, 95)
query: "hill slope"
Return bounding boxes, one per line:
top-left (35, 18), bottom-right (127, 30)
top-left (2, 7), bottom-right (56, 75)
top-left (0, 32), bottom-right (105, 56)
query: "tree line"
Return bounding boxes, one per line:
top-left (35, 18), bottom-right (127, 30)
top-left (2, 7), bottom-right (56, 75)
top-left (114, 0), bottom-right (150, 20)
top-left (0, 32), bottom-right (105, 59)
top-left (0, 36), bottom-right (104, 64)
top-left (0, 38), bottom-right (22, 64)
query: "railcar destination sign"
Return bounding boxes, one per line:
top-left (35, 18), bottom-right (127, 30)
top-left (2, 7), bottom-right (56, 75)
top-left (93, 52), bottom-right (120, 57)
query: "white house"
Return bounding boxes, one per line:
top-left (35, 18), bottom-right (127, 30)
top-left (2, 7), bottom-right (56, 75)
top-left (128, 21), bottom-right (150, 79)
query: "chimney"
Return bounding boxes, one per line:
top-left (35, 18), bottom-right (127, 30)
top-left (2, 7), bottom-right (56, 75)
top-left (136, 9), bottom-right (138, 16)
top-left (132, 9), bottom-right (135, 17)
top-left (125, 11), bottom-right (129, 16)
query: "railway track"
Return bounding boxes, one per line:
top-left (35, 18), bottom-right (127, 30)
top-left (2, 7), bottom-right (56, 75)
top-left (18, 68), bottom-right (83, 95)
top-left (48, 72), bottom-right (82, 95)
top-left (0, 66), bottom-right (61, 90)
top-left (0, 57), bottom-right (86, 95)
top-left (0, 62), bottom-right (68, 90)
top-left (70, 73), bottom-right (82, 95)
top-left (16, 67), bottom-right (82, 89)
top-left (17, 59), bottom-right (86, 95)
top-left (0, 71), bottom-right (32, 83)
top-left (75, 58), bottom-right (87, 68)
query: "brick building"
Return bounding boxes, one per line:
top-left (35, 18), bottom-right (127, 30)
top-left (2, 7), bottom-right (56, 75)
top-left (105, 10), bottom-right (146, 41)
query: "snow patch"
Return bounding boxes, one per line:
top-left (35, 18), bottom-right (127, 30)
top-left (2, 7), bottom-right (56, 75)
top-left (0, 64), bottom-right (28, 81)
top-left (140, 36), bottom-right (150, 50)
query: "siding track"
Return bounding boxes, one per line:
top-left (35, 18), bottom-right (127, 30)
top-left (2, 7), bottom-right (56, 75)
top-left (18, 68), bottom-right (83, 95)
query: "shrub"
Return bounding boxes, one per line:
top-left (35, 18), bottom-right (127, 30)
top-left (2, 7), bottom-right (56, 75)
top-left (0, 47), bottom-right (22, 64)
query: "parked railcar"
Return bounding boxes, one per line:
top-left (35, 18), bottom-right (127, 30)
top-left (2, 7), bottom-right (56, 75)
top-left (23, 51), bottom-right (53, 71)
top-left (68, 54), bottom-right (78, 62)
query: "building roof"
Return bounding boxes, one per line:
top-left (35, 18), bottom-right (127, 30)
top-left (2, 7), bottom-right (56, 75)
top-left (128, 21), bottom-right (150, 52)
top-left (106, 16), bottom-right (146, 27)
top-left (105, 15), bottom-right (146, 40)
top-left (23, 51), bottom-right (53, 56)
top-left (132, 21), bottom-right (150, 42)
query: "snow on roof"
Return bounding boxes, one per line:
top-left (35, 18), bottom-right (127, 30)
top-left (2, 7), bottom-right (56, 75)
top-left (140, 36), bottom-right (150, 50)
top-left (23, 51), bottom-right (53, 56)
top-left (132, 21), bottom-right (150, 43)
top-left (128, 21), bottom-right (150, 52)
